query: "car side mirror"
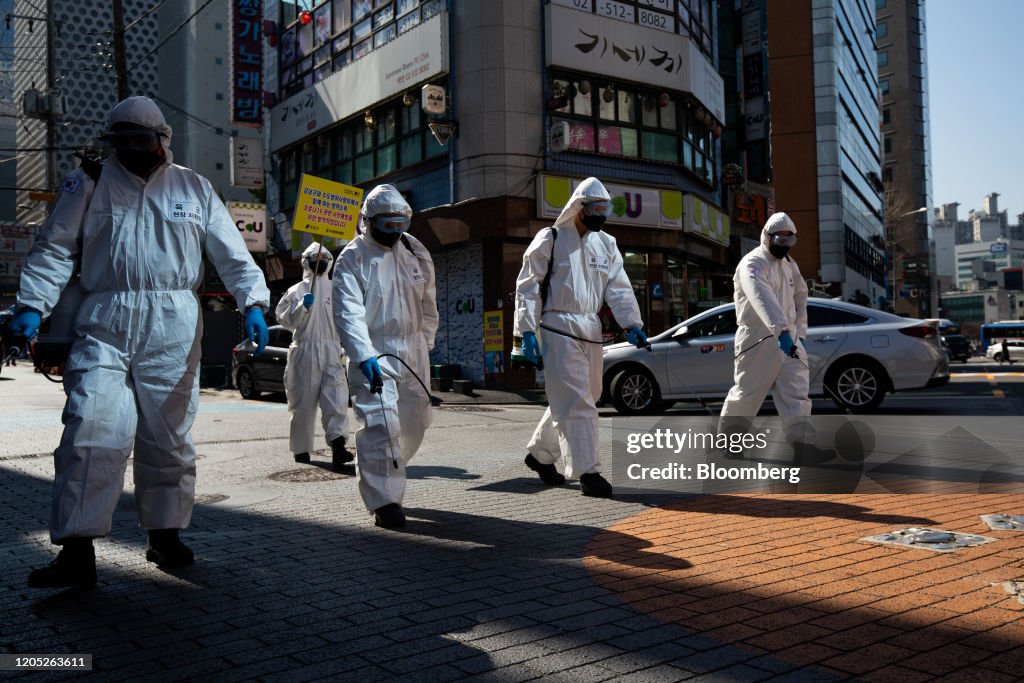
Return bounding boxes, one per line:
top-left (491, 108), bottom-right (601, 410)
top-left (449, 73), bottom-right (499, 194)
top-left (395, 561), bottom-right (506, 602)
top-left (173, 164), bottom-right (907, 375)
top-left (671, 325), bottom-right (689, 340)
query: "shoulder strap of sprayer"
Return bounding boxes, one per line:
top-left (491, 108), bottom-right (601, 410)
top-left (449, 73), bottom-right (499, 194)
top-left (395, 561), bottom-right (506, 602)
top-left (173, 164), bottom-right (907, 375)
top-left (400, 233), bottom-right (416, 256)
top-left (539, 228), bottom-right (558, 306)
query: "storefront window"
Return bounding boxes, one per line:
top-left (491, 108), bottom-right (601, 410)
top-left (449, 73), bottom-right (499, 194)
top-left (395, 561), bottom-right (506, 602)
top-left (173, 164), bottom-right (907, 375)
top-left (278, 89), bottom-right (446, 209)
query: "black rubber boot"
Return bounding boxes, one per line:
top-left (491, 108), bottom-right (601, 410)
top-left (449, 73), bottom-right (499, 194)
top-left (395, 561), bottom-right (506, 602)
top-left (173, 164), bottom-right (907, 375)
top-left (524, 453), bottom-right (566, 485)
top-left (28, 539), bottom-right (96, 588)
top-left (579, 472), bottom-right (613, 498)
top-left (146, 529), bottom-right (194, 567)
top-left (373, 503), bottom-right (406, 529)
top-left (293, 452), bottom-right (310, 464)
top-left (331, 436), bottom-right (354, 469)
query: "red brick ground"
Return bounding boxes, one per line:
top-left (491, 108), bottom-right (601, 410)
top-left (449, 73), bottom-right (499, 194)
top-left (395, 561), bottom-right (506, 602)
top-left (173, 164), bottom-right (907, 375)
top-left (585, 493), bottom-right (1024, 680)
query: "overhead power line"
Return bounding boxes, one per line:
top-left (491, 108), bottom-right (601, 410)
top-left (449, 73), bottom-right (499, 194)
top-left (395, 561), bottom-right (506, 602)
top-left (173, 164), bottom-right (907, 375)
top-left (127, 0), bottom-right (216, 73)
top-left (125, 0), bottom-right (170, 31)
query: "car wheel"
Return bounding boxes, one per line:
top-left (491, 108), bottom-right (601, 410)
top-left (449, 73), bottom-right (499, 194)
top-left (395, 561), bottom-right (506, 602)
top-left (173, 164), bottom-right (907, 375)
top-left (236, 367), bottom-right (261, 400)
top-left (611, 367), bottom-right (661, 415)
top-left (825, 361), bottom-right (886, 413)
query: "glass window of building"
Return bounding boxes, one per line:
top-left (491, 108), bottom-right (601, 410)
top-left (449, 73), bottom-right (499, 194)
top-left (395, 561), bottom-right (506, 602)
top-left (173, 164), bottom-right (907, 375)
top-left (884, 136), bottom-right (892, 154)
top-left (279, 0), bottom-right (443, 98)
top-left (279, 91), bottom-right (446, 209)
top-left (550, 73), bottom-right (717, 184)
top-left (882, 108), bottom-right (890, 124)
top-left (876, 21), bottom-right (887, 39)
top-left (877, 50), bottom-right (888, 68)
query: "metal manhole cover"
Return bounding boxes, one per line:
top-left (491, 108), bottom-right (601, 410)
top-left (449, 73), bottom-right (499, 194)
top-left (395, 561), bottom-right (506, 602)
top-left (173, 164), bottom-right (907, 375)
top-left (440, 406), bottom-right (505, 413)
top-left (861, 527), bottom-right (998, 553)
top-left (118, 493), bottom-right (228, 511)
top-left (269, 468), bottom-right (353, 482)
top-left (981, 514), bottom-right (1024, 531)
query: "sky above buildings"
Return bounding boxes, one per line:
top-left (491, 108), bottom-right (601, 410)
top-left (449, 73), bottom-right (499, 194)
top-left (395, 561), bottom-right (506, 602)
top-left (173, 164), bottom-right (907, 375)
top-left (928, 0), bottom-right (1023, 221)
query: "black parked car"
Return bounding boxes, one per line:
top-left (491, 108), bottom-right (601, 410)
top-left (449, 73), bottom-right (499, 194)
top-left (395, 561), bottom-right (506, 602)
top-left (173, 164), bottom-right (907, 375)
top-left (232, 325), bottom-right (291, 399)
top-left (941, 334), bottom-right (971, 363)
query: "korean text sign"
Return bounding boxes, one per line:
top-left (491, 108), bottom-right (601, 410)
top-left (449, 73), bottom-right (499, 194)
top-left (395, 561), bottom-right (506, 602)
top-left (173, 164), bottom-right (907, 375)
top-left (292, 174), bottom-right (364, 242)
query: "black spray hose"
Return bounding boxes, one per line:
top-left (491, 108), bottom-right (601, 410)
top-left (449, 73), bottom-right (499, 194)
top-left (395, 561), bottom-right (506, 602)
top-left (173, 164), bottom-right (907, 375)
top-left (374, 353), bottom-right (442, 406)
top-left (539, 322), bottom-right (652, 352)
top-left (368, 352), bottom-right (442, 469)
top-left (368, 372), bottom-right (399, 469)
top-left (2, 338), bottom-right (63, 384)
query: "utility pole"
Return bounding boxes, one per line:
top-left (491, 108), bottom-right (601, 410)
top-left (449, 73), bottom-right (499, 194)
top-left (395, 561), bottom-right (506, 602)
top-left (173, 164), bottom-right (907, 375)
top-left (45, 0), bottom-right (58, 191)
top-left (111, 0), bottom-right (129, 99)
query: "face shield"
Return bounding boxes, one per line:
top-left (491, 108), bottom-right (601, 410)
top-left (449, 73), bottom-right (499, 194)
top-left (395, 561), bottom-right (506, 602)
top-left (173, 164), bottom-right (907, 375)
top-left (99, 128), bottom-right (164, 152)
top-left (580, 199), bottom-right (612, 231)
top-left (372, 215), bottom-right (411, 234)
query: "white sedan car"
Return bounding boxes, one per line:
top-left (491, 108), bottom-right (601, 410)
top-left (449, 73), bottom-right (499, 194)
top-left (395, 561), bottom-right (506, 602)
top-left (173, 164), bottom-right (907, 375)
top-left (985, 339), bottom-right (1024, 363)
top-left (602, 298), bottom-right (949, 414)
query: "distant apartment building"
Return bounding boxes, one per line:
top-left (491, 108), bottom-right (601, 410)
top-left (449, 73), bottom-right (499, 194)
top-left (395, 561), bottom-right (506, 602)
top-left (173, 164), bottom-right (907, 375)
top-left (877, 0), bottom-right (932, 316)
top-left (968, 192), bottom-right (1009, 242)
top-left (932, 201), bottom-right (971, 294)
top-left (954, 239), bottom-right (1024, 290)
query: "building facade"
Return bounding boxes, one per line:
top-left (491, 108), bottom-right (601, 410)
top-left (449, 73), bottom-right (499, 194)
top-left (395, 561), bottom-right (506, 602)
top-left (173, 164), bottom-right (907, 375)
top-left (954, 239), bottom-right (1024, 290)
top-left (876, 0), bottom-right (932, 316)
top-left (766, 0), bottom-right (886, 307)
top-left (264, 0), bottom-right (730, 386)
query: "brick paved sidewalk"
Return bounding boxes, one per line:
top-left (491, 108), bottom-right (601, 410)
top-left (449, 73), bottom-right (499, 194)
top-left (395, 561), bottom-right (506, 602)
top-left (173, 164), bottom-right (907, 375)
top-left (2, 391), bottom-right (1022, 681)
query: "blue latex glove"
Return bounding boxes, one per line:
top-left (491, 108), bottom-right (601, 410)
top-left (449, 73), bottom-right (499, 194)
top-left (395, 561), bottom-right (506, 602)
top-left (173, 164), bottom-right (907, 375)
top-left (244, 307), bottom-right (269, 355)
top-left (778, 331), bottom-right (797, 358)
top-left (627, 326), bottom-right (648, 349)
top-left (521, 332), bottom-right (540, 364)
top-left (302, 293), bottom-right (315, 309)
top-left (8, 307), bottom-right (42, 340)
top-left (360, 357), bottom-right (382, 383)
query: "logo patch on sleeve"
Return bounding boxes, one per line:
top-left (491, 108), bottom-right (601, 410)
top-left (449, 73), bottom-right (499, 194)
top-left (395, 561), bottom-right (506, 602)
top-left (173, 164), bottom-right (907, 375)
top-left (61, 177), bottom-right (81, 194)
top-left (746, 264), bottom-right (761, 278)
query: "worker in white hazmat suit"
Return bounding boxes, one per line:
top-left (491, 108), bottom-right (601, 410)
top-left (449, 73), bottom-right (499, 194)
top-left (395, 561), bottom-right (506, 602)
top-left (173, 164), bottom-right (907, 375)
top-left (332, 185), bottom-right (438, 529)
top-left (11, 96), bottom-right (270, 588)
top-left (720, 212), bottom-right (810, 419)
top-left (276, 242), bottom-right (352, 469)
top-left (514, 177), bottom-right (646, 498)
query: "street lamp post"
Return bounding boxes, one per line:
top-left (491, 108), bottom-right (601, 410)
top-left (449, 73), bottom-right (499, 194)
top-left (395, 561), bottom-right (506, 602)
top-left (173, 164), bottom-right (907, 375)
top-left (889, 206), bottom-right (929, 312)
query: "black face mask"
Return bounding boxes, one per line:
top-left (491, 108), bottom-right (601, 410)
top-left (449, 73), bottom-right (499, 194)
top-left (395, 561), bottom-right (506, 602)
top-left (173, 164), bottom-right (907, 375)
top-left (371, 227), bottom-right (401, 248)
top-left (582, 215), bottom-right (607, 232)
top-left (117, 149), bottom-right (163, 178)
top-left (768, 244), bottom-right (791, 259)
top-left (310, 260), bottom-right (329, 274)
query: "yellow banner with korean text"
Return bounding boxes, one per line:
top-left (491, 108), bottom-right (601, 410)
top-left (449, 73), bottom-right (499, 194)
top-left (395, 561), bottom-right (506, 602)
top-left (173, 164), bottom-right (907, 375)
top-left (292, 174), bottom-right (364, 242)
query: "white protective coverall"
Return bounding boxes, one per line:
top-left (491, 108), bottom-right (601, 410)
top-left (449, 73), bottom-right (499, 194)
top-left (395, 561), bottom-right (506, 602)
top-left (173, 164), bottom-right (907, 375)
top-left (332, 185), bottom-right (438, 512)
top-left (16, 96), bottom-right (270, 542)
top-left (514, 178), bottom-right (643, 478)
top-left (276, 242), bottom-right (350, 456)
top-left (720, 212), bottom-right (811, 417)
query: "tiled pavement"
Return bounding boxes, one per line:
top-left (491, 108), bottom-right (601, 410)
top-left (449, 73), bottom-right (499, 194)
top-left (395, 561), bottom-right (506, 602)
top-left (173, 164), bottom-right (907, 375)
top-left (1, 367), bottom-right (1022, 681)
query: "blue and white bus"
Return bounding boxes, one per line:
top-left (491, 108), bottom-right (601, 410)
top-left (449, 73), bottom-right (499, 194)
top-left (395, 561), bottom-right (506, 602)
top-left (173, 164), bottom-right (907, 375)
top-left (980, 321), bottom-right (1024, 351)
